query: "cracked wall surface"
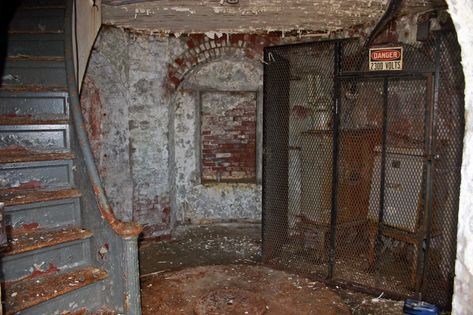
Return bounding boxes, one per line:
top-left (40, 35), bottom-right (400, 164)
top-left (79, 0), bottom-right (473, 310)
top-left (82, 28), bottom-right (270, 237)
top-left (80, 27), bottom-right (133, 222)
top-left (172, 58), bottom-right (263, 224)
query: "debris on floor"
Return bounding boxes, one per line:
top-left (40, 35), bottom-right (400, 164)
top-left (139, 223), bottom-right (261, 276)
top-left (138, 224), bottom-right (451, 315)
top-left (141, 264), bottom-right (351, 315)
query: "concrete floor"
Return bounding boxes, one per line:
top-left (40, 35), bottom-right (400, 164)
top-left (138, 224), bottom-right (424, 315)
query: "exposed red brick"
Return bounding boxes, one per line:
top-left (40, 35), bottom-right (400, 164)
top-left (169, 75), bottom-right (181, 87)
top-left (186, 39), bottom-right (195, 48)
top-left (229, 34), bottom-right (244, 45)
top-left (201, 96), bottom-right (257, 182)
top-left (162, 207), bottom-right (170, 224)
top-left (189, 34), bottom-right (205, 42)
top-left (80, 78), bottom-right (103, 140)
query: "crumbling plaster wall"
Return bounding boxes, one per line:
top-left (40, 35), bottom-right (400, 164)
top-left (82, 28), bottom-right (275, 236)
top-left (127, 33), bottom-right (178, 235)
top-left (446, 0), bottom-right (473, 314)
top-left (80, 27), bottom-right (133, 222)
top-left (81, 27), bottom-right (185, 236)
top-left (171, 57), bottom-right (263, 225)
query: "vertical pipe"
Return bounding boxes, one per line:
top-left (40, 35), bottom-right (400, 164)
top-left (328, 41), bottom-right (342, 279)
top-left (375, 78), bottom-right (389, 282)
top-left (123, 237), bottom-right (142, 315)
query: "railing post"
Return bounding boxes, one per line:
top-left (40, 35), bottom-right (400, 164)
top-left (123, 236), bottom-right (142, 315)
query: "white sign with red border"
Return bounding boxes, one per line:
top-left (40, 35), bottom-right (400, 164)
top-left (369, 47), bottom-right (403, 71)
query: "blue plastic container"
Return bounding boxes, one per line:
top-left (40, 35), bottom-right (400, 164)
top-left (403, 299), bottom-right (440, 315)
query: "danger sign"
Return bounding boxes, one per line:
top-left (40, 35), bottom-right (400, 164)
top-left (369, 47), bottom-right (403, 71)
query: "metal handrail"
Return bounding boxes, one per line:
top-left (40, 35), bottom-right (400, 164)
top-left (64, 0), bottom-right (141, 239)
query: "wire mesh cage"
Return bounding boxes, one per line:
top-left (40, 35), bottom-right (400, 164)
top-left (262, 32), bottom-right (464, 308)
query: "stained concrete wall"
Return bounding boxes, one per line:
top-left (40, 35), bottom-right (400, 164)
top-left (446, 1), bottom-right (473, 314)
top-left (171, 58), bottom-right (263, 225)
top-left (82, 28), bottom-right (184, 237)
top-left (80, 27), bottom-right (133, 222)
top-left (82, 28), bottom-right (271, 237)
top-left (80, 0), bottom-right (473, 309)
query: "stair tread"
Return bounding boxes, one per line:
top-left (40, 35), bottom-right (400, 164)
top-left (1, 227), bottom-right (93, 256)
top-left (19, 6), bottom-right (66, 10)
top-left (0, 85), bottom-right (68, 93)
top-left (8, 30), bottom-right (64, 34)
top-left (2, 188), bottom-right (81, 207)
top-left (63, 308), bottom-right (116, 315)
top-left (4, 59), bottom-right (65, 67)
top-left (6, 55), bottom-right (65, 61)
top-left (4, 267), bottom-right (108, 315)
top-left (0, 147), bottom-right (73, 163)
top-left (0, 116), bottom-right (68, 125)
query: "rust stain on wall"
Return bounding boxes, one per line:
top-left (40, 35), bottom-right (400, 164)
top-left (80, 77), bottom-right (103, 140)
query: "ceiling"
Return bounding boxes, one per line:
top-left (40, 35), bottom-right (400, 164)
top-left (101, 0), bottom-right (447, 34)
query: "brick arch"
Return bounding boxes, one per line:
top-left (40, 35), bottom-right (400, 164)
top-left (166, 33), bottom-right (279, 91)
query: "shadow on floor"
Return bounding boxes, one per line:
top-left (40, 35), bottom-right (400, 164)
top-left (138, 223), bottom-right (448, 315)
top-left (139, 223), bottom-right (262, 276)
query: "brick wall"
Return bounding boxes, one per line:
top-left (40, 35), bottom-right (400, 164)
top-left (166, 33), bottom-right (283, 92)
top-left (201, 91), bottom-right (257, 182)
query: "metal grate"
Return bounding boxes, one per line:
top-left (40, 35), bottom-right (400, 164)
top-left (262, 32), bottom-right (464, 308)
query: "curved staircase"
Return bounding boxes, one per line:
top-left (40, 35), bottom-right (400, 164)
top-left (0, 1), bottom-right (141, 314)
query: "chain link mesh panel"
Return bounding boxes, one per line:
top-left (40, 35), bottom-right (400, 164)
top-left (263, 32), bottom-right (464, 309)
top-left (421, 32), bottom-right (465, 306)
top-left (263, 41), bottom-right (337, 278)
top-left (333, 78), bottom-right (384, 288)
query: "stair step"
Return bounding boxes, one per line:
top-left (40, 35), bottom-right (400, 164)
top-left (4, 267), bottom-right (108, 315)
top-left (5, 197), bottom-right (81, 235)
top-left (0, 90), bottom-right (69, 121)
top-left (6, 55), bottom-right (65, 62)
top-left (62, 309), bottom-right (116, 315)
top-left (2, 60), bottom-right (66, 87)
top-left (0, 85), bottom-right (68, 93)
top-left (1, 229), bottom-right (90, 281)
top-left (9, 8), bottom-right (64, 33)
top-left (19, 0), bottom-right (66, 8)
top-left (1, 227), bottom-right (92, 256)
top-left (0, 158), bottom-right (74, 192)
top-left (0, 124), bottom-right (70, 151)
top-left (0, 117), bottom-right (69, 125)
top-left (0, 149), bottom-right (73, 163)
top-left (7, 33), bottom-right (64, 57)
top-left (8, 30), bottom-right (64, 35)
top-left (2, 188), bottom-right (81, 207)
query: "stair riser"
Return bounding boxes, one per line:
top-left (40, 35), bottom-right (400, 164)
top-left (0, 160), bottom-right (73, 191)
top-left (10, 9), bottom-right (64, 33)
top-left (7, 34), bottom-right (64, 57)
top-left (20, 0), bottom-right (66, 8)
top-left (1, 239), bottom-right (91, 282)
top-left (0, 124), bottom-right (70, 151)
top-left (10, 279), bottom-right (107, 315)
top-left (0, 91), bottom-right (69, 120)
top-left (2, 61), bottom-right (66, 86)
top-left (5, 198), bottom-right (81, 232)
